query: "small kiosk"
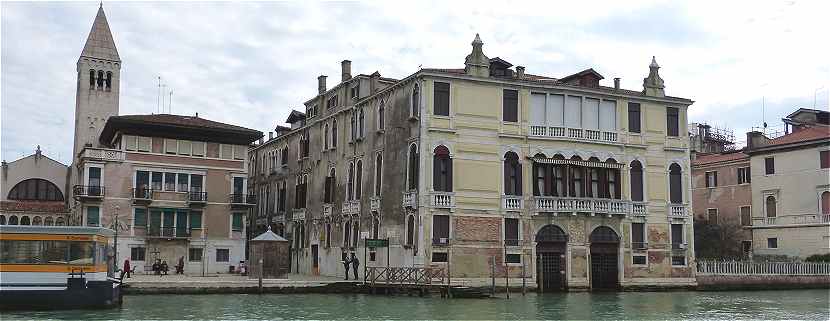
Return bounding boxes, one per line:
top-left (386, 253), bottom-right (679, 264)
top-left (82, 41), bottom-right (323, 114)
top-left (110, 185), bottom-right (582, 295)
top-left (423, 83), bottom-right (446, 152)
top-left (248, 226), bottom-right (290, 279)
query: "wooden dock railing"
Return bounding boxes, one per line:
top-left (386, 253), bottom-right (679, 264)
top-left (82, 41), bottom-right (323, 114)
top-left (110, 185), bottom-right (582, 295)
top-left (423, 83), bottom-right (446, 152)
top-left (366, 266), bottom-right (447, 286)
top-left (697, 260), bottom-right (830, 275)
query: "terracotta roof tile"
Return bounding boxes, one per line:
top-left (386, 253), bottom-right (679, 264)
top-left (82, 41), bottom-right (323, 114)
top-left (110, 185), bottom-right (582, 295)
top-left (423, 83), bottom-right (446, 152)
top-left (692, 152), bottom-right (749, 166)
top-left (761, 126), bottom-right (830, 147)
top-left (111, 114), bottom-right (258, 133)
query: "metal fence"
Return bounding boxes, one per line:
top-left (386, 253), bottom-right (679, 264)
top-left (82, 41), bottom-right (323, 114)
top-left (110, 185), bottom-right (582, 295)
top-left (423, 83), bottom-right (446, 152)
top-left (697, 260), bottom-right (830, 275)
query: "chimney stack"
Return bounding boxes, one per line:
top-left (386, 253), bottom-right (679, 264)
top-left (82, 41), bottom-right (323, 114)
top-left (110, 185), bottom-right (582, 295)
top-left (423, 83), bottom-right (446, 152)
top-left (516, 66), bottom-right (525, 79)
top-left (341, 60), bottom-right (352, 82)
top-left (614, 78), bottom-right (620, 90)
top-left (317, 75), bottom-right (327, 95)
top-left (269, 132), bottom-right (273, 140)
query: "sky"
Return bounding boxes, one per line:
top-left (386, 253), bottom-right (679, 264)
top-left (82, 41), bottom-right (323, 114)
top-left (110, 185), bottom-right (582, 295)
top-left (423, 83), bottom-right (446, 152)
top-left (2, 0), bottom-right (828, 164)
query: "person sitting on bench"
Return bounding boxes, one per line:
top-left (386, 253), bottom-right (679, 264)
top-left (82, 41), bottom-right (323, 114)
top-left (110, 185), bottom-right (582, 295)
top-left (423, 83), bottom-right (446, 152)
top-left (160, 260), bottom-right (169, 275)
top-left (152, 259), bottom-right (161, 275)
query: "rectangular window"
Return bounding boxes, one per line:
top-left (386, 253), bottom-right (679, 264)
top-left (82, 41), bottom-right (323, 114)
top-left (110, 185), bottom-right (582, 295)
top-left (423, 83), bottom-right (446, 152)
top-left (671, 256), bottom-right (686, 266)
top-left (564, 96), bottom-right (581, 128)
top-left (504, 218), bottom-right (519, 246)
top-left (742, 241), bottom-right (752, 253)
top-left (705, 171), bottom-right (718, 188)
top-left (164, 172), bottom-right (176, 191)
top-left (632, 222), bottom-right (645, 249)
top-left (671, 223), bottom-right (684, 249)
top-left (821, 151), bottom-right (830, 169)
top-left (505, 254), bottom-right (521, 264)
top-left (151, 172), bottom-right (163, 191)
top-left (88, 167), bottom-right (102, 187)
top-left (138, 137), bottom-right (151, 152)
top-left (765, 157), bottom-right (775, 175)
top-left (233, 145), bottom-right (245, 160)
top-left (215, 249), bottom-right (229, 262)
top-left (232, 213), bottom-right (243, 231)
top-left (189, 248), bottom-right (203, 262)
top-left (165, 139), bottom-right (177, 154)
top-left (190, 174), bottom-right (203, 192)
top-left (628, 103), bottom-right (641, 133)
top-left (134, 208), bottom-right (147, 227)
top-left (737, 167), bottom-right (750, 184)
top-left (740, 206), bottom-right (751, 226)
top-left (707, 208), bottom-right (719, 224)
top-left (124, 135), bottom-right (137, 151)
top-left (189, 211), bottom-right (202, 229)
top-left (191, 141), bottom-right (205, 157)
top-left (502, 89), bottom-right (518, 122)
top-left (177, 173), bottom-right (189, 192)
top-left (130, 247), bottom-right (146, 261)
top-left (87, 206), bottom-right (100, 227)
top-left (666, 107), bottom-right (679, 137)
top-left (351, 85), bottom-right (359, 99)
top-left (431, 252), bottom-right (448, 263)
top-left (767, 237), bottom-right (778, 249)
top-left (432, 215), bottom-right (450, 245)
top-left (177, 140), bottom-right (192, 155)
top-left (220, 144), bottom-right (233, 159)
top-left (530, 93), bottom-right (546, 126)
top-left (633, 255), bottom-right (647, 265)
top-left (434, 82), bottom-right (450, 116)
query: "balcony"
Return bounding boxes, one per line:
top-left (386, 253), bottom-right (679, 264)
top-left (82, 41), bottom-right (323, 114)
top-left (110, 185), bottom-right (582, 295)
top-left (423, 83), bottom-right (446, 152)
top-left (323, 204), bottom-right (333, 217)
top-left (73, 185), bottom-right (104, 202)
top-left (147, 226), bottom-right (190, 239)
top-left (533, 196), bottom-right (629, 216)
top-left (432, 237), bottom-right (450, 246)
top-left (131, 188), bottom-right (154, 205)
top-left (528, 126), bottom-right (618, 143)
top-left (187, 191), bottom-right (208, 207)
top-left (370, 196), bottom-right (381, 213)
top-left (752, 214), bottom-right (830, 227)
top-left (430, 192), bottom-right (454, 209)
top-left (668, 204), bottom-right (688, 218)
top-left (292, 208), bottom-right (306, 221)
top-left (229, 194), bottom-right (256, 208)
top-left (402, 190), bottom-right (417, 209)
top-left (502, 195), bottom-right (523, 212)
top-left (79, 147), bottom-right (124, 162)
top-left (631, 202), bottom-right (647, 217)
top-left (632, 242), bottom-right (648, 250)
top-left (341, 200), bottom-right (361, 216)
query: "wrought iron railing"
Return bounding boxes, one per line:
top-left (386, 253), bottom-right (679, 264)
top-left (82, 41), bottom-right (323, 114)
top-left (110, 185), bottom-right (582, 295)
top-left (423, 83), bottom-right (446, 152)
top-left (229, 193), bottom-right (256, 205)
top-left (73, 185), bottom-right (105, 198)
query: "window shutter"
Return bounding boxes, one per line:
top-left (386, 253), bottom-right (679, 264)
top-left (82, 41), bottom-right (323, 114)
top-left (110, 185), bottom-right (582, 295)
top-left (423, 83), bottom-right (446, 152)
top-left (434, 82), bottom-right (450, 116)
top-left (614, 170), bottom-right (621, 199)
top-left (547, 94), bottom-right (564, 126)
top-left (446, 158), bottom-right (453, 192)
top-left (628, 103), bottom-right (641, 133)
top-left (599, 100), bottom-right (616, 131)
top-left (504, 161), bottom-right (511, 194)
top-left (516, 162), bottom-right (522, 195)
top-left (530, 93), bottom-right (546, 125)
top-left (667, 107), bottom-right (679, 136)
top-left (433, 156), bottom-right (441, 191)
top-left (503, 89), bottom-right (518, 122)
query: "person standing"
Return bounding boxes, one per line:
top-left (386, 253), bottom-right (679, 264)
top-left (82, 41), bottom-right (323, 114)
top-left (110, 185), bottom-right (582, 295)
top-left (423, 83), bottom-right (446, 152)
top-left (350, 253), bottom-right (360, 281)
top-left (121, 258), bottom-right (131, 279)
top-left (342, 254), bottom-right (351, 280)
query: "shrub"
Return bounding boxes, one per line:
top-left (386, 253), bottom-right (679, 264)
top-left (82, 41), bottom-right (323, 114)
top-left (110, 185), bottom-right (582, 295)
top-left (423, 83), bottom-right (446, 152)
top-left (805, 254), bottom-right (830, 262)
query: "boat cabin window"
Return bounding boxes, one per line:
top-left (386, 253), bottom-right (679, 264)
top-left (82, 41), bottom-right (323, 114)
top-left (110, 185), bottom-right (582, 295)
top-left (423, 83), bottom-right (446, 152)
top-left (0, 240), bottom-right (97, 265)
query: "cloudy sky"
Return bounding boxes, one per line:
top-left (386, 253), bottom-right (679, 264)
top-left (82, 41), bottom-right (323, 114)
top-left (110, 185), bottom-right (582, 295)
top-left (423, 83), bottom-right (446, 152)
top-left (2, 1), bottom-right (828, 164)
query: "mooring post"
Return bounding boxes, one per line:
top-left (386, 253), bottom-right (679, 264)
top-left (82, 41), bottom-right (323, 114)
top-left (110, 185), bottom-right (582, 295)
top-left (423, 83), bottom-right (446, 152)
top-left (491, 256), bottom-right (496, 296)
top-left (521, 256), bottom-right (526, 296)
top-left (258, 258), bottom-right (263, 294)
top-left (505, 244), bottom-right (509, 299)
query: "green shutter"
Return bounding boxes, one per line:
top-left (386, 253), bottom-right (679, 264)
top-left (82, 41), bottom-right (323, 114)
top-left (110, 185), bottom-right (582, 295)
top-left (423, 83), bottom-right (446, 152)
top-left (189, 211), bottom-right (202, 229)
top-left (232, 213), bottom-right (243, 231)
top-left (87, 206), bottom-right (100, 226)
top-left (134, 208), bottom-right (147, 227)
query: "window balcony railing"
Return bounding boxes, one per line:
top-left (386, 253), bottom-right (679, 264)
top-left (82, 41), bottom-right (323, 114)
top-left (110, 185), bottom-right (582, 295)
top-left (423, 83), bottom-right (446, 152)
top-left (73, 185), bottom-right (105, 200)
top-left (132, 187), bottom-right (154, 201)
top-left (671, 243), bottom-right (688, 251)
top-left (502, 195), bottom-right (523, 211)
top-left (229, 194), bottom-right (256, 206)
top-left (668, 204), bottom-right (687, 217)
top-left (631, 202), bottom-right (647, 217)
top-left (528, 126), bottom-right (618, 143)
top-left (323, 204), bottom-right (333, 217)
top-left (147, 226), bottom-right (190, 238)
top-left (341, 200), bottom-right (361, 215)
top-left (432, 237), bottom-right (450, 246)
top-left (402, 190), bottom-right (418, 209)
top-left (752, 214), bottom-right (830, 227)
top-left (632, 242), bottom-right (648, 250)
top-left (370, 196), bottom-right (381, 213)
top-left (533, 196), bottom-right (629, 216)
top-left (292, 208), bottom-right (306, 221)
top-left (504, 238), bottom-right (521, 247)
top-left (80, 147), bottom-right (124, 162)
top-left (187, 191), bottom-right (207, 204)
top-left (430, 192), bottom-right (454, 209)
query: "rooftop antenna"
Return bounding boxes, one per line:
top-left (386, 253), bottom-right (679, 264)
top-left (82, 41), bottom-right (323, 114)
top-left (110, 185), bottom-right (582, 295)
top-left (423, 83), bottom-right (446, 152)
top-left (169, 89), bottom-right (173, 114)
top-left (157, 76), bottom-right (161, 114)
top-left (161, 84), bottom-right (167, 114)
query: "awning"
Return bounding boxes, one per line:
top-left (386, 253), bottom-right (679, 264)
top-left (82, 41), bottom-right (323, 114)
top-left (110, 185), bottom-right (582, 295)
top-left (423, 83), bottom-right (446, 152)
top-left (531, 157), bottom-right (624, 169)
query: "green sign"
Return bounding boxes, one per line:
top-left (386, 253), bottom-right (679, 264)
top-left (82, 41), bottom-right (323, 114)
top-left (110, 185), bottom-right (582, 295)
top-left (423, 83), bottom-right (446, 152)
top-left (365, 238), bottom-right (389, 248)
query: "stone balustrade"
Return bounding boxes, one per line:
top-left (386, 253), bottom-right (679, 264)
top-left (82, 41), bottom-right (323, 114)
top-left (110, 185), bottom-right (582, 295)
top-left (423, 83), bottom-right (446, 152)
top-left (528, 126), bottom-right (618, 143)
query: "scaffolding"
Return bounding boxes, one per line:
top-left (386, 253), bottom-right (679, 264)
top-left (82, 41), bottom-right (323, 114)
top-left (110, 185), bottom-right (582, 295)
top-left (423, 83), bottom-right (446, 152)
top-left (689, 123), bottom-right (736, 153)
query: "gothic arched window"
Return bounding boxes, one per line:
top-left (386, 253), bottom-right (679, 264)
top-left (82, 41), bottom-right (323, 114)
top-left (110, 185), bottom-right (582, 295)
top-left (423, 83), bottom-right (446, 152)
top-left (411, 84), bottom-right (420, 118)
top-left (630, 160), bottom-right (644, 202)
top-left (8, 178), bottom-right (64, 201)
top-left (765, 196), bottom-right (777, 218)
top-left (377, 100), bottom-right (385, 130)
top-left (669, 163), bottom-right (683, 204)
top-left (433, 145), bottom-right (452, 192)
top-left (407, 144), bottom-right (419, 190)
top-left (374, 153), bottom-right (383, 197)
top-left (105, 71), bottom-right (112, 90)
top-left (406, 215), bottom-right (415, 246)
top-left (355, 160), bottom-right (363, 200)
top-left (89, 69), bottom-right (96, 88)
top-left (97, 70), bottom-right (104, 88)
top-left (332, 119), bottom-right (338, 148)
top-left (504, 152), bottom-right (521, 196)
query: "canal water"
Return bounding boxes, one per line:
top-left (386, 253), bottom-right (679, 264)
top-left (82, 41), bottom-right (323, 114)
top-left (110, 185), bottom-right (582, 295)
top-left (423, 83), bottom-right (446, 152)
top-left (4, 290), bottom-right (828, 320)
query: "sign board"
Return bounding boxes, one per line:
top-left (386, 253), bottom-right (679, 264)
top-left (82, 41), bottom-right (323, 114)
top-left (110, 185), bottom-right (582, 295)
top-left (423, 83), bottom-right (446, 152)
top-left (360, 231), bottom-right (370, 239)
top-left (365, 238), bottom-right (389, 248)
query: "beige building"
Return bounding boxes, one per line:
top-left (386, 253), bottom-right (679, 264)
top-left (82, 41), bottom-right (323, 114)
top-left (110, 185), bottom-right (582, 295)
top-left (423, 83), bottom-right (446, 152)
top-left (250, 35), bottom-right (696, 290)
top-left (745, 108), bottom-right (830, 259)
top-left (1, 147), bottom-right (70, 226)
top-left (68, 6), bottom-right (262, 273)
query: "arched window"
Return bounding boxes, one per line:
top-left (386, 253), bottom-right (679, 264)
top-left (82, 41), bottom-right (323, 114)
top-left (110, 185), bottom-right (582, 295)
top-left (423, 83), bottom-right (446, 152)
top-left (669, 163), bottom-right (683, 204)
top-left (374, 153), bottom-right (383, 197)
top-left (377, 100), bottom-right (385, 130)
top-left (332, 119), bottom-right (338, 148)
top-left (630, 160), bottom-right (644, 202)
top-left (590, 226), bottom-right (620, 243)
top-left (324, 168), bottom-right (336, 204)
top-left (105, 71), bottom-right (112, 90)
top-left (9, 216), bottom-right (18, 225)
top-left (433, 145), bottom-right (452, 192)
top-left (300, 223), bottom-right (306, 249)
top-left (571, 156), bottom-right (584, 198)
top-left (32, 216), bottom-right (42, 226)
top-left (324, 124), bottom-right (329, 150)
top-left (822, 191), bottom-right (830, 215)
top-left (281, 146), bottom-right (288, 165)
top-left (766, 196), bottom-right (777, 218)
top-left (588, 158), bottom-right (601, 198)
top-left (89, 69), bottom-right (96, 88)
top-left (532, 153), bottom-right (548, 197)
top-left (504, 152), bottom-right (522, 196)
top-left (45, 216), bottom-right (53, 226)
top-left (97, 70), bottom-right (104, 88)
top-left (350, 113), bottom-right (357, 142)
top-left (56, 217), bottom-right (65, 226)
top-left (411, 84), bottom-right (420, 118)
top-left (325, 223), bottom-right (332, 248)
top-left (358, 108), bottom-right (365, 138)
top-left (372, 216), bottom-right (380, 239)
top-left (352, 220), bottom-right (359, 248)
top-left (407, 144), bottom-right (419, 190)
top-left (7, 178), bottom-right (64, 201)
top-left (0, 215), bottom-right (5, 225)
top-left (553, 155), bottom-right (566, 197)
top-left (20, 216), bottom-right (30, 226)
top-left (347, 162), bottom-right (355, 201)
top-left (406, 215), bottom-right (415, 246)
top-left (355, 160), bottom-right (363, 200)
top-left (606, 159), bottom-right (621, 199)
top-left (344, 221), bottom-right (352, 247)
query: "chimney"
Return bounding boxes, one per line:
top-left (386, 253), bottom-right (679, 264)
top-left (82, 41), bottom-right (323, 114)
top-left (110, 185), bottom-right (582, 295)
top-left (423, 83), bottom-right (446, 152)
top-left (341, 60), bottom-right (352, 82)
top-left (370, 71), bottom-right (380, 93)
top-left (746, 131), bottom-right (770, 150)
top-left (258, 137), bottom-right (264, 145)
top-left (317, 75), bottom-right (327, 95)
top-left (516, 66), bottom-right (525, 79)
top-left (614, 78), bottom-right (620, 90)
top-left (269, 132), bottom-right (273, 140)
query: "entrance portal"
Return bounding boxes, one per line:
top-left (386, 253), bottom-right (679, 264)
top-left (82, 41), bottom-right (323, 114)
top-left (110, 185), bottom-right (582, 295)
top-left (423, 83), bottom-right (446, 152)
top-left (535, 225), bottom-right (568, 292)
top-left (589, 226), bottom-right (620, 290)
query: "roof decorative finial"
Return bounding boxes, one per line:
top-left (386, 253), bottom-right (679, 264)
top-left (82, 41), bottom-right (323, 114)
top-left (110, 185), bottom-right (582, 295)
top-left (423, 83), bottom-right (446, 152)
top-left (650, 56), bottom-right (659, 68)
top-left (643, 55), bottom-right (665, 97)
top-left (267, 225), bottom-right (272, 231)
top-left (465, 33), bottom-right (490, 77)
top-left (100, 1), bottom-right (103, 8)
top-left (473, 33), bottom-right (483, 45)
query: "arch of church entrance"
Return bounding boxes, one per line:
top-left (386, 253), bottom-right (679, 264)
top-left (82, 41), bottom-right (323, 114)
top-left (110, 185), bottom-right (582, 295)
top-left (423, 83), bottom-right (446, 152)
top-left (589, 226), bottom-right (620, 290)
top-left (535, 224), bottom-right (568, 292)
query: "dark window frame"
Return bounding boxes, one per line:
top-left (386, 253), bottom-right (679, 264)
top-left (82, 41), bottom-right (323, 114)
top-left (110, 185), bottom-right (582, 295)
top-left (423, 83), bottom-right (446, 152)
top-left (502, 89), bottom-right (518, 122)
top-left (666, 107), bottom-right (679, 137)
top-left (434, 82), bottom-right (450, 116)
top-left (628, 102), bottom-right (641, 133)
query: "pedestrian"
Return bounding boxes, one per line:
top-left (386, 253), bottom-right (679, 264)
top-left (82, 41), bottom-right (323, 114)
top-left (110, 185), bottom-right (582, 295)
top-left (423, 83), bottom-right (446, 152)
top-left (121, 258), bottom-right (131, 279)
top-left (152, 259), bottom-right (161, 275)
top-left (342, 253), bottom-right (351, 280)
top-left (160, 260), bottom-right (169, 276)
top-left (176, 256), bottom-right (185, 274)
top-left (351, 253), bottom-right (360, 281)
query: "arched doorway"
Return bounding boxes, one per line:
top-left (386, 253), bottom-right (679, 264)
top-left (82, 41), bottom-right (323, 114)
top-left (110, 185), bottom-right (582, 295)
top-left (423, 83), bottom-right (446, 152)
top-left (535, 224), bottom-right (568, 292)
top-left (589, 226), bottom-right (620, 290)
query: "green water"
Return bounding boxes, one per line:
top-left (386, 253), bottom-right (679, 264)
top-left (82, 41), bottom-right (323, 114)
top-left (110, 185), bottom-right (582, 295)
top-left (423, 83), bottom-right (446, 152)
top-left (3, 290), bottom-right (828, 320)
